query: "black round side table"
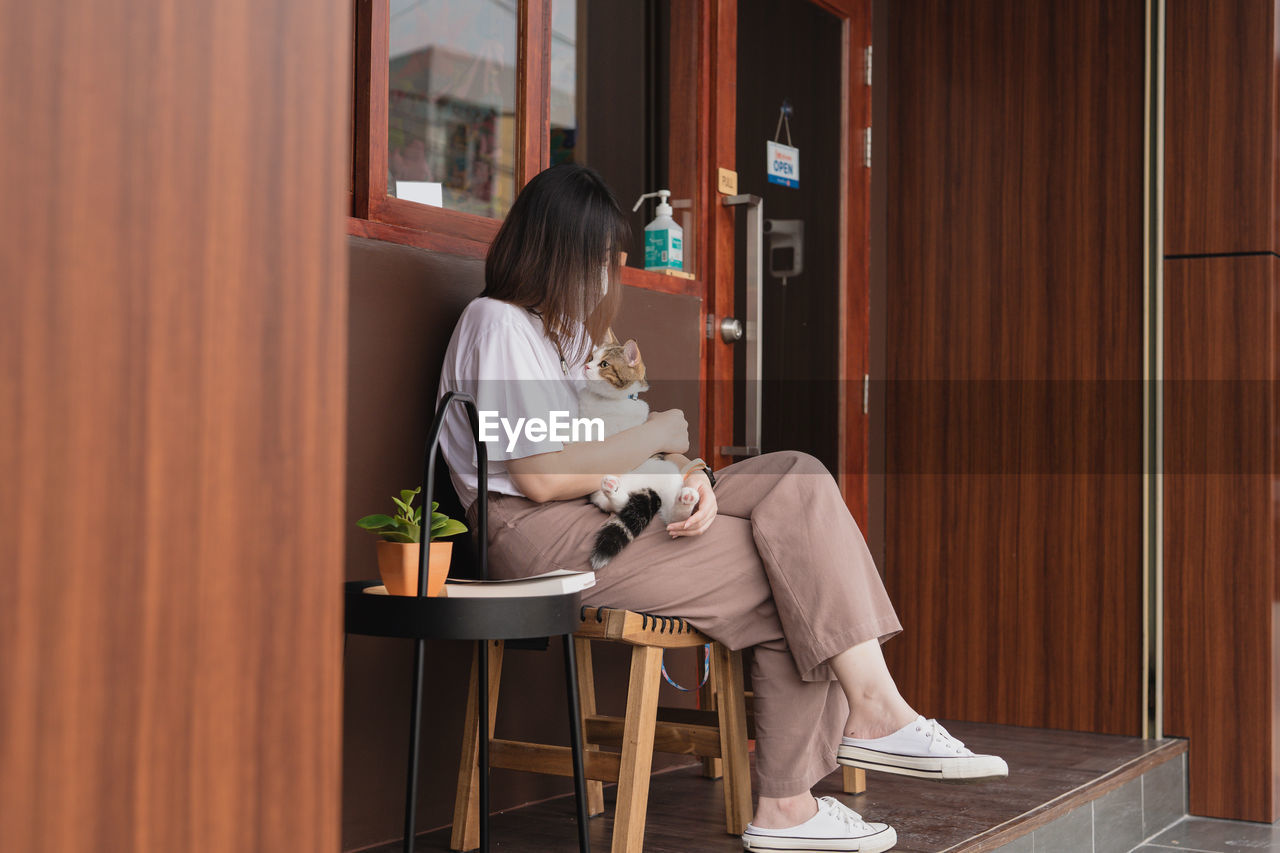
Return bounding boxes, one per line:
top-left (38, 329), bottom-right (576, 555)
top-left (344, 581), bottom-right (590, 853)
top-left (344, 391), bottom-right (591, 853)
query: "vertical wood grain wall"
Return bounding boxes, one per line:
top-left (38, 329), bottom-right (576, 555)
top-left (882, 0), bottom-right (1280, 821)
top-left (1163, 0), bottom-right (1280, 823)
top-left (881, 0), bottom-right (1148, 735)
top-left (0, 1), bottom-right (350, 850)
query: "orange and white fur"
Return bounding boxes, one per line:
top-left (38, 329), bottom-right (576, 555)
top-left (578, 337), bottom-right (698, 568)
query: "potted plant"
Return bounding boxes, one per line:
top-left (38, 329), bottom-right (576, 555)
top-left (356, 487), bottom-right (468, 596)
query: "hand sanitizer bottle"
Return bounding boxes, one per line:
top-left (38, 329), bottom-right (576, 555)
top-left (632, 190), bottom-right (683, 273)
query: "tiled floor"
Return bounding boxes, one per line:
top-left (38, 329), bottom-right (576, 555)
top-left (1129, 815), bottom-right (1280, 852)
top-left (371, 722), bottom-right (1187, 853)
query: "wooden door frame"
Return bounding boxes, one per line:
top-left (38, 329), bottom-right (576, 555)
top-left (704, 0), bottom-right (873, 525)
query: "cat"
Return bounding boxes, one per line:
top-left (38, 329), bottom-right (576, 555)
top-left (577, 337), bottom-right (699, 569)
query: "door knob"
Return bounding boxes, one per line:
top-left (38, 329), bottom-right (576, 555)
top-left (720, 317), bottom-right (744, 343)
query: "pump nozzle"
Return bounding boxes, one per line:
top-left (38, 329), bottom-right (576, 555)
top-left (632, 189), bottom-right (673, 216)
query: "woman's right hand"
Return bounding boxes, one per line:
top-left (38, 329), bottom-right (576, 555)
top-left (650, 409), bottom-right (691, 455)
top-left (647, 408), bottom-right (690, 455)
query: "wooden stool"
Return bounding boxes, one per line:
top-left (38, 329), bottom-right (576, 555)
top-left (453, 606), bottom-right (749, 852)
top-left (451, 606), bottom-right (867, 853)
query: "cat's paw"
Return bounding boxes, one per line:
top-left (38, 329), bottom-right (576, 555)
top-left (599, 475), bottom-right (629, 511)
top-left (670, 486), bottom-right (699, 522)
top-left (589, 490), bottom-right (611, 513)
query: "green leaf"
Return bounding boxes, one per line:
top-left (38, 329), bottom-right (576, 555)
top-left (357, 514), bottom-right (397, 531)
top-left (431, 512), bottom-right (448, 525)
top-left (430, 519), bottom-right (468, 540)
top-left (391, 497), bottom-right (412, 516)
top-left (382, 531), bottom-right (417, 544)
top-left (431, 501), bottom-right (439, 512)
top-left (400, 487), bottom-right (420, 506)
top-left (390, 516), bottom-right (421, 543)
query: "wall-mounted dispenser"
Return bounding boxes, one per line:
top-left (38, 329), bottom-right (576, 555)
top-left (764, 218), bottom-right (804, 283)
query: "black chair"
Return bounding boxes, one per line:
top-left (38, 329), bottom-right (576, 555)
top-left (345, 391), bottom-right (591, 853)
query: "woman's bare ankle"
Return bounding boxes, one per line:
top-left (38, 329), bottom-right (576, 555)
top-left (752, 792), bottom-right (819, 829)
top-left (844, 694), bottom-right (918, 739)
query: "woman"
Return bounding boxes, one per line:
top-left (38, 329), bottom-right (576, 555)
top-left (437, 164), bottom-right (1006, 853)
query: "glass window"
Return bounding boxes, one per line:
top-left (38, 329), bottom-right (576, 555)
top-left (387, 0), bottom-right (518, 219)
top-left (549, 0), bottom-right (579, 168)
top-left (550, 0), bottom-right (699, 276)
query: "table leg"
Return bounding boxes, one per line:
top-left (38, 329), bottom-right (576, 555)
top-left (562, 635), bottom-right (591, 853)
top-left (403, 637), bottom-right (426, 853)
top-left (479, 638), bottom-right (490, 853)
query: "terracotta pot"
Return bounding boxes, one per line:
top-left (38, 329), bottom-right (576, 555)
top-left (375, 540), bottom-right (452, 596)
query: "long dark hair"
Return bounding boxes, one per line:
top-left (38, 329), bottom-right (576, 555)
top-left (483, 164), bottom-right (629, 365)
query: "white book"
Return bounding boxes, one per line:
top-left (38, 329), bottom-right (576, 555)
top-left (442, 568), bottom-right (596, 598)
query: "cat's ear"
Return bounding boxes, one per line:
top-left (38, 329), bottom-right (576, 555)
top-left (604, 328), bottom-right (620, 345)
top-left (623, 339), bottom-right (641, 366)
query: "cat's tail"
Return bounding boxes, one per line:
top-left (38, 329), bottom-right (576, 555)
top-left (590, 488), bottom-right (662, 570)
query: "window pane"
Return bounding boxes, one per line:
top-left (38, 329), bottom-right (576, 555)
top-left (550, 0), bottom-right (699, 277)
top-left (388, 0), bottom-right (517, 219)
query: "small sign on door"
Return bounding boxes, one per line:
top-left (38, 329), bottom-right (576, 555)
top-left (767, 140), bottom-right (799, 188)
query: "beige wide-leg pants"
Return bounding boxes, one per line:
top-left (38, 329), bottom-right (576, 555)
top-left (479, 450), bottom-right (902, 797)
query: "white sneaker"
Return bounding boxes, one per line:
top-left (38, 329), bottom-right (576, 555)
top-left (741, 796), bottom-right (897, 852)
top-left (837, 715), bottom-right (1008, 781)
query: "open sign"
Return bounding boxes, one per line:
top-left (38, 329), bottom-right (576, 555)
top-left (766, 140), bottom-right (799, 188)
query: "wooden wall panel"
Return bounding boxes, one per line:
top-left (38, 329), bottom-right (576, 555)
top-left (1163, 256), bottom-right (1278, 822)
top-left (882, 0), bottom-right (1146, 734)
top-left (1164, 0), bottom-right (1280, 822)
top-left (0, 1), bottom-right (349, 850)
top-left (1165, 0), bottom-right (1279, 256)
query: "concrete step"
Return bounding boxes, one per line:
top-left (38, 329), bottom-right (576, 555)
top-left (987, 750), bottom-right (1186, 853)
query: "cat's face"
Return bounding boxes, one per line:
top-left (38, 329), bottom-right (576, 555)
top-left (584, 339), bottom-right (647, 392)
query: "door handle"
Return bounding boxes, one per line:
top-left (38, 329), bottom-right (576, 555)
top-left (720, 317), bottom-right (744, 342)
top-left (720, 194), bottom-right (763, 458)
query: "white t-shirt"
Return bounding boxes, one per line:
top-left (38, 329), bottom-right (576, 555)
top-left (436, 297), bottom-right (588, 507)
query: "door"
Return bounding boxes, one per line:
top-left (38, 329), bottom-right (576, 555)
top-left (536, 0), bottom-right (871, 519)
top-left (708, 0), bottom-right (872, 522)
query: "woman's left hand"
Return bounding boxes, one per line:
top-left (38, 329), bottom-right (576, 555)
top-left (667, 472), bottom-right (717, 538)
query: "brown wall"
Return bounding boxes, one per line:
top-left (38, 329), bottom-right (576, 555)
top-left (342, 236), bottom-right (704, 851)
top-left (1163, 256), bottom-right (1277, 822)
top-left (1163, 0), bottom-right (1280, 822)
top-left (0, 1), bottom-right (350, 850)
top-left (878, 0), bottom-right (1280, 821)
top-left (1165, 0), bottom-right (1280, 257)
top-left (880, 0), bottom-right (1147, 735)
